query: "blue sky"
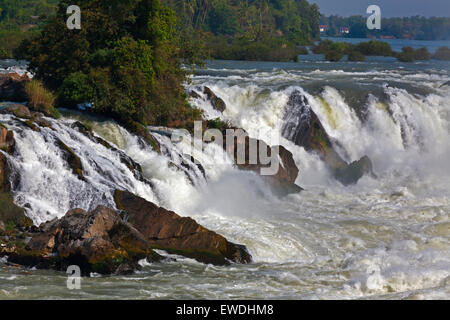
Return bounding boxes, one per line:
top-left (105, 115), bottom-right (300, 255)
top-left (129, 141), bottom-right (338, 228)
top-left (309, 0), bottom-right (450, 17)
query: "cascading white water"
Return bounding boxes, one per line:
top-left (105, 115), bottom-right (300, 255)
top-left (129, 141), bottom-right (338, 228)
top-left (1, 59), bottom-right (449, 299)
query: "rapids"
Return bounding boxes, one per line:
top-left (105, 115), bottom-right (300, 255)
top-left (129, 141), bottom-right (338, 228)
top-left (0, 54), bottom-right (449, 299)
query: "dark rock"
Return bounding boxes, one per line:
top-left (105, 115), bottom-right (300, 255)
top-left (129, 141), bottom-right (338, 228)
top-left (334, 155), bottom-right (375, 186)
top-left (70, 121), bottom-right (147, 183)
top-left (31, 112), bottom-right (52, 129)
top-left (55, 139), bottom-right (86, 182)
top-left (204, 87), bottom-right (226, 112)
top-left (0, 73), bottom-right (30, 102)
top-left (5, 206), bottom-right (163, 275)
top-left (188, 89), bottom-right (201, 100)
top-left (0, 153), bottom-right (11, 193)
top-left (4, 104), bottom-right (32, 119)
top-left (223, 129), bottom-right (302, 195)
top-left (282, 90), bottom-right (374, 185)
top-left (0, 124), bottom-right (15, 154)
top-left (114, 190), bottom-right (252, 265)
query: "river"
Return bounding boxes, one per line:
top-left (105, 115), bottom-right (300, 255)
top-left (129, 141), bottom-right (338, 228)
top-left (0, 49), bottom-right (449, 299)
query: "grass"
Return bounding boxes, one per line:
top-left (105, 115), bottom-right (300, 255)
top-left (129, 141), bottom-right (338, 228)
top-left (24, 80), bottom-right (60, 118)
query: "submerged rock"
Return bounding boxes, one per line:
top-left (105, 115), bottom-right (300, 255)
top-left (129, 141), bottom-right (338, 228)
top-left (0, 73), bottom-right (30, 102)
top-left (282, 90), bottom-right (374, 185)
top-left (4, 206), bottom-right (163, 275)
top-left (204, 86), bottom-right (227, 112)
top-left (114, 190), bottom-right (252, 265)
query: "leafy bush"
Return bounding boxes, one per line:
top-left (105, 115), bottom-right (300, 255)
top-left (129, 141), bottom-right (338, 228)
top-left (58, 72), bottom-right (94, 109)
top-left (325, 49), bottom-right (344, 62)
top-left (414, 47), bottom-right (431, 60)
top-left (208, 36), bottom-right (301, 62)
top-left (348, 50), bottom-right (366, 62)
top-left (25, 80), bottom-right (60, 118)
top-left (312, 39), bottom-right (333, 54)
top-left (433, 47), bottom-right (450, 60)
top-left (397, 47), bottom-right (415, 62)
top-left (355, 40), bottom-right (393, 56)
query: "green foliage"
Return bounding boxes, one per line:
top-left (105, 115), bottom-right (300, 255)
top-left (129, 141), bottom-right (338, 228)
top-left (207, 36), bottom-right (301, 62)
top-left (396, 47), bottom-right (432, 63)
top-left (58, 72), bottom-right (94, 109)
top-left (433, 47), bottom-right (450, 60)
top-left (312, 39), bottom-right (333, 54)
top-left (324, 49), bottom-right (343, 62)
top-left (320, 15), bottom-right (450, 41)
top-left (25, 80), bottom-right (60, 118)
top-left (0, 192), bottom-right (33, 230)
top-left (163, 0), bottom-right (319, 61)
top-left (355, 41), bottom-right (393, 56)
top-left (164, 0), bottom-right (320, 45)
top-left (19, 0), bottom-right (201, 128)
top-left (348, 50), bottom-right (366, 62)
top-left (206, 118), bottom-right (232, 132)
top-left (414, 47), bottom-right (431, 60)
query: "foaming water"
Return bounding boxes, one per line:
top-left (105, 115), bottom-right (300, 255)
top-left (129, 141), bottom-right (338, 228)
top-left (1, 58), bottom-right (450, 299)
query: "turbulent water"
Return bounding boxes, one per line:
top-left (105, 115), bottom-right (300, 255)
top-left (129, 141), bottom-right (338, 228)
top-left (1, 53), bottom-right (450, 300)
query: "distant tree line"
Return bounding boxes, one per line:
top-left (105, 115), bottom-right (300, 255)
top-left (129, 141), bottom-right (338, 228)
top-left (320, 15), bottom-right (450, 41)
top-left (163, 0), bottom-right (320, 61)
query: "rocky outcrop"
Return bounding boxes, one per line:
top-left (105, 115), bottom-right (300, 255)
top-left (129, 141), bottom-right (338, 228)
top-left (55, 139), bottom-right (86, 182)
top-left (203, 87), bottom-right (227, 112)
top-left (0, 73), bottom-right (30, 102)
top-left (2, 192), bottom-right (252, 274)
top-left (282, 90), bottom-right (374, 185)
top-left (114, 190), bottom-right (252, 265)
top-left (3, 104), bottom-right (32, 119)
top-left (222, 129), bottom-right (302, 195)
top-left (4, 206), bottom-right (163, 275)
top-left (0, 124), bottom-right (15, 154)
top-left (0, 127), bottom-right (33, 230)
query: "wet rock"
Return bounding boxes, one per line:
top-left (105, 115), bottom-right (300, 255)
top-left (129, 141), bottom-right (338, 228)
top-left (334, 155), bottom-right (375, 186)
top-left (31, 112), bottom-right (52, 129)
top-left (55, 139), bottom-right (86, 182)
top-left (5, 206), bottom-right (163, 275)
top-left (0, 73), bottom-right (30, 102)
top-left (204, 87), bottom-right (226, 112)
top-left (223, 129), bottom-right (302, 195)
top-left (0, 124), bottom-right (15, 154)
top-left (188, 89), bottom-right (202, 100)
top-left (114, 190), bottom-right (252, 265)
top-left (4, 104), bottom-right (32, 119)
top-left (70, 121), bottom-right (147, 183)
top-left (282, 90), bottom-right (374, 185)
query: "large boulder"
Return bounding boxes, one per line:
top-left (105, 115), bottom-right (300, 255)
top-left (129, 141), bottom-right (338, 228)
top-left (0, 73), bottom-right (30, 102)
top-left (203, 87), bottom-right (226, 112)
top-left (114, 190), bottom-right (252, 265)
top-left (3, 104), bottom-right (32, 119)
top-left (5, 206), bottom-right (163, 275)
top-left (223, 129), bottom-right (302, 195)
top-left (282, 90), bottom-right (374, 185)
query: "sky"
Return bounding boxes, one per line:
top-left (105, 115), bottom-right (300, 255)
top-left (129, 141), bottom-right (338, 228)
top-left (309, 0), bottom-right (450, 17)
